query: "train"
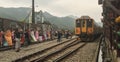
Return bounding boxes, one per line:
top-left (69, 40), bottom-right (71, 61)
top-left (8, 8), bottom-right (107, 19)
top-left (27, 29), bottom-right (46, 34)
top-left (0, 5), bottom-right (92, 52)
top-left (75, 16), bottom-right (101, 41)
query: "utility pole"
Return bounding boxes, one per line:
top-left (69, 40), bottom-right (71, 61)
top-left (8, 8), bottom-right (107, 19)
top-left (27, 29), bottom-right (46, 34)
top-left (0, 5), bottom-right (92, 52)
top-left (32, 0), bottom-right (35, 24)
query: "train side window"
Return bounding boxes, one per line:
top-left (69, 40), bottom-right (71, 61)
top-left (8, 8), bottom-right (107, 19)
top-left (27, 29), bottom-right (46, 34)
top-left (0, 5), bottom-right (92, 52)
top-left (76, 20), bottom-right (81, 27)
top-left (87, 19), bottom-right (92, 27)
top-left (77, 20), bottom-right (80, 23)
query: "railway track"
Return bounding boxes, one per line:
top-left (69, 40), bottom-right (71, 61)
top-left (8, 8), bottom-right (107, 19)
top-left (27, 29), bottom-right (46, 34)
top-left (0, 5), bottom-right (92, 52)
top-left (0, 37), bottom-right (75, 52)
top-left (12, 38), bottom-right (77, 62)
top-left (53, 43), bottom-right (86, 62)
top-left (0, 46), bottom-right (13, 51)
top-left (0, 38), bottom-right (66, 52)
top-left (0, 41), bottom-right (48, 52)
top-left (0, 38), bottom-right (76, 62)
top-left (30, 38), bottom-right (100, 62)
top-left (59, 37), bottom-right (101, 62)
top-left (32, 40), bottom-right (86, 62)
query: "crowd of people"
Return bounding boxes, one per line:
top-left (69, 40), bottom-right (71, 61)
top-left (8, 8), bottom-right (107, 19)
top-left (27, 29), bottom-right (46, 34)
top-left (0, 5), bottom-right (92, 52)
top-left (0, 28), bottom-right (73, 52)
top-left (56, 30), bottom-right (73, 42)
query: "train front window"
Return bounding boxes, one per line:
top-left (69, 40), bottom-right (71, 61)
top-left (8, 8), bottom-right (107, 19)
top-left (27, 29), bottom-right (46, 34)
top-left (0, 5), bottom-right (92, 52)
top-left (87, 19), bottom-right (92, 27)
top-left (76, 20), bottom-right (81, 27)
top-left (82, 20), bottom-right (85, 27)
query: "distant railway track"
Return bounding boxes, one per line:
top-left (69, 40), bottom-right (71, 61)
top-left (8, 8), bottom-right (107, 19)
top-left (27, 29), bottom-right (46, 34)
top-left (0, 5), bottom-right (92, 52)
top-left (0, 41), bottom-right (48, 52)
top-left (0, 38), bottom-right (61, 52)
top-left (0, 46), bottom-right (13, 51)
top-left (12, 38), bottom-right (77, 62)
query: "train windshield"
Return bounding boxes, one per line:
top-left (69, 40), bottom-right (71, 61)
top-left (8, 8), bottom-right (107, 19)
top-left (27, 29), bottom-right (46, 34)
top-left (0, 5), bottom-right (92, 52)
top-left (76, 20), bottom-right (81, 27)
top-left (87, 19), bottom-right (92, 27)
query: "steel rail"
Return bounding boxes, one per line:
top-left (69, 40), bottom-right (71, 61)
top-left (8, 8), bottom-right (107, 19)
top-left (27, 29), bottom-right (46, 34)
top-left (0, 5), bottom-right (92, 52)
top-left (31, 40), bottom-right (82, 62)
top-left (12, 38), bottom-right (76, 62)
top-left (53, 43), bottom-right (86, 62)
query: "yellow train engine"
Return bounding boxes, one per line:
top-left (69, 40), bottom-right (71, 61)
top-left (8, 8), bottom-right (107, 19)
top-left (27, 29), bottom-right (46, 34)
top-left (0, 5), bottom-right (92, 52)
top-left (75, 16), bottom-right (95, 41)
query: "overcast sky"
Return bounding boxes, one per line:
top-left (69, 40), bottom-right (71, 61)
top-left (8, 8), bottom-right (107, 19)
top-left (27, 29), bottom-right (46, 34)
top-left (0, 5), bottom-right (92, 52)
top-left (0, 0), bottom-right (102, 22)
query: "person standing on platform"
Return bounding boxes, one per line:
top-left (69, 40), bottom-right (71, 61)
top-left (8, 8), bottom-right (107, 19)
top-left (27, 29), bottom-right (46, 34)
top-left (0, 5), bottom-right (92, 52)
top-left (69, 32), bottom-right (72, 39)
top-left (35, 29), bottom-right (39, 41)
top-left (1, 30), bottom-right (4, 47)
top-left (38, 30), bottom-right (43, 42)
top-left (14, 28), bottom-right (22, 52)
top-left (0, 30), bottom-right (3, 47)
top-left (11, 29), bottom-right (15, 47)
top-left (66, 31), bottom-right (69, 39)
top-left (57, 31), bottom-right (62, 42)
top-left (24, 29), bottom-right (30, 46)
top-left (4, 29), bottom-right (13, 46)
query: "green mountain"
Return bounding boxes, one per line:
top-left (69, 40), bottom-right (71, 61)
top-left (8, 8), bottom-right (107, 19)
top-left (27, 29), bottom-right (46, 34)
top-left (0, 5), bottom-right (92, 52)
top-left (0, 7), bottom-right (31, 21)
top-left (0, 7), bottom-right (75, 31)
top-left (43, 11), bottom-right (75, 30)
